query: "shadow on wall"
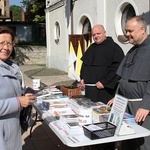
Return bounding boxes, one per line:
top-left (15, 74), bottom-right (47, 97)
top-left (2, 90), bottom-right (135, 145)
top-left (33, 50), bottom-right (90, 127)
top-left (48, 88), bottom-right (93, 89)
top-left (13, 45), bottom-right (47, 65)
top-left (14, 46), bottom-right (33, 65)
top-left (141, 11), bottom-right (150, 26)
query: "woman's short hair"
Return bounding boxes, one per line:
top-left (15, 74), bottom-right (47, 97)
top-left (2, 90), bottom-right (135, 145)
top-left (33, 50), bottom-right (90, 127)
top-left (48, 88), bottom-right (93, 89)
top-left (0, 26), bottom-right (16, 43)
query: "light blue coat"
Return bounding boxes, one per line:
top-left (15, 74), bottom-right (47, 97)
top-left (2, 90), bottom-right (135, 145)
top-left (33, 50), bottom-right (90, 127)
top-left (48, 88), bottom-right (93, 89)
top-left (0, 59), bottom-right (24, 150)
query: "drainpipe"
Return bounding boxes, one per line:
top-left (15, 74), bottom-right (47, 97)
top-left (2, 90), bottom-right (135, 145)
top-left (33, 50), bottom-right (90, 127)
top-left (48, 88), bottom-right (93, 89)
top-left (5, 0), bottom-right (10, 17)
top-left (21, 6), bottom-right (25, 21)
top-left (70, 0), bottom-right (74, 34)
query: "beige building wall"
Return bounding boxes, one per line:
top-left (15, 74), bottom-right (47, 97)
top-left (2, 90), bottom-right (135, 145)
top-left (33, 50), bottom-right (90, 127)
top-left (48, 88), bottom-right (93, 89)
top-left (45, 0), bottom-right (150, 72)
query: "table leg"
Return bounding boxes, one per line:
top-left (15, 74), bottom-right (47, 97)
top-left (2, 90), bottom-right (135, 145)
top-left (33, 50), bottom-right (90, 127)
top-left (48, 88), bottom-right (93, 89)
top-left (29, 111), bottom-right (43, 137)
top-left (115, 141), bottom-right (122, 150)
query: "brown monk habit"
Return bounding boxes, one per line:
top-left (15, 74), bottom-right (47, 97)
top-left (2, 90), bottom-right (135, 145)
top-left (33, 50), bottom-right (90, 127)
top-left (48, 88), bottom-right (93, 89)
top-left (80, 37), bottom-right (124, 103)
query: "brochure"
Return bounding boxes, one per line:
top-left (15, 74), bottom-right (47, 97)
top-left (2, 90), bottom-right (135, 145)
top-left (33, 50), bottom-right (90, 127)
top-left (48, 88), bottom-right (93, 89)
top-left (50, 107), bottom-right (76, 116)
top-left (108, 94), bottom-right (128, 135)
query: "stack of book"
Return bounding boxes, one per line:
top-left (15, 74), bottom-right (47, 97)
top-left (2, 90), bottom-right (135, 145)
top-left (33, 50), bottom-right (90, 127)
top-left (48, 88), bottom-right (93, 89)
top-left (92, 105), bottom-right (111, 123)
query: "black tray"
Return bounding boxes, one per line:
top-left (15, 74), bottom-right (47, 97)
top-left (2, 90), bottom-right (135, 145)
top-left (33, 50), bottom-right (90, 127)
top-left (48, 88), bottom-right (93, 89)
top-left (83, 122), bottom-right (116, 140)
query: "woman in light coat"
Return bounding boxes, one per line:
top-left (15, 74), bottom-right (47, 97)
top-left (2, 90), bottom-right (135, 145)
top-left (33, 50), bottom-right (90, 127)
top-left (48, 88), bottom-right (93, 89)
top-left (0, 26), bottom-right (36, 150)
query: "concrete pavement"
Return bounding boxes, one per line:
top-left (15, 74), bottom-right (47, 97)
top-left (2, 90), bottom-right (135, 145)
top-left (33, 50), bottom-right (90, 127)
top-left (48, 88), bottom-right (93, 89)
top-left (20, 64), bottom-right (73, 88)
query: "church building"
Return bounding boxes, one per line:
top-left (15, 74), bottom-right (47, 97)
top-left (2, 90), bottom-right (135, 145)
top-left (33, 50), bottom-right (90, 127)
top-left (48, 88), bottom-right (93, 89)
top-left (45, 0), bottom-right (150, 72)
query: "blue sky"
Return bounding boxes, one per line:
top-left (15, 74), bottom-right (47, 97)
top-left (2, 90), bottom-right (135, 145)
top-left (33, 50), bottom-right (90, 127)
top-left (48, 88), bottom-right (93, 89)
top-left (10, 0), bottom-right (22, 6)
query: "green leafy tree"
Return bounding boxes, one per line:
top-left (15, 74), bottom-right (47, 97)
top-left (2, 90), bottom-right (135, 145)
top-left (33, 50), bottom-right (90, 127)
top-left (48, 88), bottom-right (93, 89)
top-left (10, 5), bottom-right (22, 21)
top-left (21, 0), bottom-right (45, 22)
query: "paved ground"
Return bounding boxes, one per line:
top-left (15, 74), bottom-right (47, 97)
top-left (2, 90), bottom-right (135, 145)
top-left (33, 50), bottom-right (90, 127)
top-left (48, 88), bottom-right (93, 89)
top-left (20, 64), bottom-right (74, 88)
top-left (20, 65), bottom-right (91, 150)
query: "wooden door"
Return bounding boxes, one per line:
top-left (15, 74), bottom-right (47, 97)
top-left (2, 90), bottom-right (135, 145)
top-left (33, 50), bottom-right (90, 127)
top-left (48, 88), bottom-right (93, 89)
top-left (69, 33), bottom-right (92, 54)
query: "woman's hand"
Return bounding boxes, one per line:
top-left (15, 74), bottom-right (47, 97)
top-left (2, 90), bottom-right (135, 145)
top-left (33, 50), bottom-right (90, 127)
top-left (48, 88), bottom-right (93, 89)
top-left (18, 93), bottom-right (37, 107)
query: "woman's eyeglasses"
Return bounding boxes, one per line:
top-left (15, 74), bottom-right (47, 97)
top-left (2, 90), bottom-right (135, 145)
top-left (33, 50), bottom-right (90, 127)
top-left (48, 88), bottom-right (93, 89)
top-left (0, 41), bottom-right (13, 48)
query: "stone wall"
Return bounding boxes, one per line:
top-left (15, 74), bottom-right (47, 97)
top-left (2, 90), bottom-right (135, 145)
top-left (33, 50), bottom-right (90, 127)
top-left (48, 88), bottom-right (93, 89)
top-left (15, 46), bottom-right (47, 65)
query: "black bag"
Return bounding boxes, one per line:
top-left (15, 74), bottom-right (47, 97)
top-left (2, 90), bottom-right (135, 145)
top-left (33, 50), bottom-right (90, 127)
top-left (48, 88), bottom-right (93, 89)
top-left (20, 105), bottom-right (32, 131)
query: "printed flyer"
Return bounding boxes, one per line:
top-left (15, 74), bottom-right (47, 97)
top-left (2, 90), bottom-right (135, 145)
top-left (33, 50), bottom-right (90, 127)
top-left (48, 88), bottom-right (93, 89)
top-left (108, 94), bottom-right (128, 135)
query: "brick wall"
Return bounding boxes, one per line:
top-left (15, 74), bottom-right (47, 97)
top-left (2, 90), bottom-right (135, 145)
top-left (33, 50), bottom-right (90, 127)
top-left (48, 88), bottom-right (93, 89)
top-left (15, 46), bottom-right (47, 65)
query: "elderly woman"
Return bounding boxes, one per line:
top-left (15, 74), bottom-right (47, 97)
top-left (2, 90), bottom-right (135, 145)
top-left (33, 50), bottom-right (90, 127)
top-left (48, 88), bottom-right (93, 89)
top-left (0, 26), bottom-right (36, 150)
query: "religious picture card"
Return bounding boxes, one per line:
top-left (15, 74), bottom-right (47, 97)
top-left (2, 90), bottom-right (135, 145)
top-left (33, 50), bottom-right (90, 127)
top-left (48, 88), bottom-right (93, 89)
top-left (108, 94), bottom-right (128, 135)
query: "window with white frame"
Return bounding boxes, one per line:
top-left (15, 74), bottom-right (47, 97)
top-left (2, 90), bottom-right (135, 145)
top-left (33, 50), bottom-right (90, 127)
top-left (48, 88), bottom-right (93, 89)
top-left (115, 3), bottom-right (136, 43)
top-left (121, 4), bottom-right (136, 35)
top-left (54, 21), bottom-right (60, 44)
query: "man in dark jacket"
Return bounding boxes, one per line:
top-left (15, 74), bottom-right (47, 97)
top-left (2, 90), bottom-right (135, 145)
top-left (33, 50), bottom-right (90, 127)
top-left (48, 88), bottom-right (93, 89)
top-left (116, 16), bottom-right (150, 150)
top-left (80, 24), bottom-right (124, 104)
